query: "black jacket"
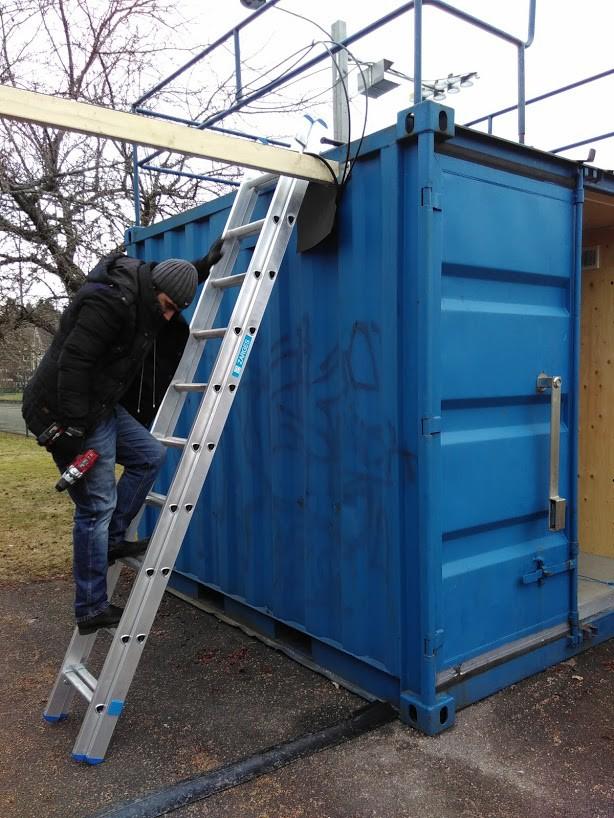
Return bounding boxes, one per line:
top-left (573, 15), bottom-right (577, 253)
top-left (120, 311), bottom-right (189, 428)
top-left (22, 254), bottom-right (187, 435)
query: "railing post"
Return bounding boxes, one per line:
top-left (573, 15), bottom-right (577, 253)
top-left (331, 20), bottom-right (349, 143)
top-left (414, 0), bottom-right (423, 104)
top-left (233, 29), bottom-right (243, 102)
top-left (131, 139), bottom-right (141, 227)
top-left (517, 45), bottom-right (526, 144)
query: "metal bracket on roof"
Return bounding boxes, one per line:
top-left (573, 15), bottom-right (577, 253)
top-left (397, 101), bottom-right (455, 141)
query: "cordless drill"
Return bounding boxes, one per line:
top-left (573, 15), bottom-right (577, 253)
top-left (36, 423), bottom-right (99, 491)
top-left (55, 449), bottom-right (100, 492)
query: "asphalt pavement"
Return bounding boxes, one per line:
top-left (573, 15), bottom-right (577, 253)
top-left (1, 576), bottom-right (613, 818)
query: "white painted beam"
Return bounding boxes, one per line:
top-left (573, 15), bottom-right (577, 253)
top-left (0, 85), bottom-right (338, 184)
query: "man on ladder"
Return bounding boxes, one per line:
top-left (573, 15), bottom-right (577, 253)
top-left (21, 240), bottom-right (223, 635)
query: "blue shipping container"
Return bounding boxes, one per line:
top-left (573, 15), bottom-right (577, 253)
top-left (126, 102), bottom-right (614, 734)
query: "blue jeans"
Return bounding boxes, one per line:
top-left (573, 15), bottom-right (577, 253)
top-left (53, 406), bottom-right (166, 622)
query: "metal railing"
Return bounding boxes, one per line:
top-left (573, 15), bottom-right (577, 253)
top-left (465, 67), bottom-right (614, 156)
top-left (131, 0), bottom-right (537, 225)
top-left (414, 0), bottom-right (536, 145)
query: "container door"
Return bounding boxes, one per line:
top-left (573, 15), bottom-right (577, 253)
top-left (438, 153), bottom-right (577, 668)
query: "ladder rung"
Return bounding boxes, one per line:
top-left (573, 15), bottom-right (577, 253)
top-left (146, 492), bottom-right (167, 507)
top-left (211, 273), bottom-right (246, 290)
top-left (247, 172), bottom-right (278, 190)
top-left (173, 382), bottom-right (208, 392)
top-left (155, 435), bottom-right (187, 449)
top-left (64, 665), bottom-right (97, 703)
top-left (224, 219), bottom-right (265, 240)
top-left (192, 328), bottom-right (227, 340)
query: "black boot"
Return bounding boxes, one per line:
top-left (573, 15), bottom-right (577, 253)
top-left (108, 538), bottom-right (150, 563)
top-left (77, 604), bottom-right (124, 635)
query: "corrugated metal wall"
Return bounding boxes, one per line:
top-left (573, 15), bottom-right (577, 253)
top-left (127, 115), bottom-right (579, 702)
top-left (128, 134), bottom-right (414, 681)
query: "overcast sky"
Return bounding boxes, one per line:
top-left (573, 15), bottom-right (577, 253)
top-left (174, 0), bottom-right (614, 169)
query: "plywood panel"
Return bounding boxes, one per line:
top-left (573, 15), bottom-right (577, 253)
top-left (579, 227), bottom-right (614, 557)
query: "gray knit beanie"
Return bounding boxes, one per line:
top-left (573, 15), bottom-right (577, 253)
top-left (152, 259), bottom-right (198, 309)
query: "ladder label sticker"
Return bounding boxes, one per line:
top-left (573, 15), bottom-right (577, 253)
top-left (231, 334), bottom-right (253, 378)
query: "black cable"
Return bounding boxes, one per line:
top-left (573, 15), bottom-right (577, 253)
top-left (272, 5), bottom-right (339, 46)
top-left (241, 43), bottom-right (315, 91)
top-left (270, 7), bottom-right (352, 183)
top-left (271, 5), bottom-right (369, 190)
top-left (244, 67), bottom-right (360, 112)
top-left (162, 3), bottom-right (367, 195)
top-left (244, 63), bottom-right (333, 100)
top-left (226, 40), bottom-right (354, 192)
top-left (272, 63), bottom-right (335, 93)
top-left (338, 77), bottom-right (369, 190)
top-left (316, 40), bottom-right (353, 186)
top-left (240, 43), bottom-right (318, 95)
top-left (307, 38), bottom-right (369, 191)
top-left (240, 36), bottom-right (353, 185)
top-left (304, 151), bottom-right (340, 193)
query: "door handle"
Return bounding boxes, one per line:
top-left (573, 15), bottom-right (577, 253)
top-left (536, 373), bottom-right (566, 531)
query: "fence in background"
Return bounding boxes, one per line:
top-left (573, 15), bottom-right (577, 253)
top-left (0, 399), bottom-right (28, 436)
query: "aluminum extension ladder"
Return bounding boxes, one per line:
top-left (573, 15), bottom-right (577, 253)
top-left (43, 116), bottom-right (326, 764)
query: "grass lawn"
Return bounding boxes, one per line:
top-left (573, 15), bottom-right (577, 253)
top-left (0, 432), bottom-right (73, 581)
top-left (0, 392), bottom-right (22, 401)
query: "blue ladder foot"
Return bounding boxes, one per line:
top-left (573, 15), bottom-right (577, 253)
top-left (43, 712), bottom-right (69, 723)
top-left (72, 753), bottom-right (104, 765)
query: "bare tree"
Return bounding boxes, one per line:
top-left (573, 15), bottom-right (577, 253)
top-left (0, 0), bottom-right (339, 353)
top-left (0, 0), bottom-right (241, 332)
top-left (0, 297), bottom-right (57, 388)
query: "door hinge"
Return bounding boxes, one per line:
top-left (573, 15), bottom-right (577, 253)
top-left (522, 556), bottom-right (576, 585)
top-left (424, 629), bottom-right (444, 657)
top-left (421, 187), bottom-right (442, 211)
top-left (422, 416), bottom-right (441, 436)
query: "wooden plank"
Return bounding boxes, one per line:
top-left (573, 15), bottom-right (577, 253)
top-left (0, 85), bottom-right (338, 184)
top-left (579, 226), bottom-right (614, 558)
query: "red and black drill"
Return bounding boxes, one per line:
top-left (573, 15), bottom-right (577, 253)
top-left (55, 449), bottom-right (99, 492)
top-left (37, 422), bottom-right (99, 491)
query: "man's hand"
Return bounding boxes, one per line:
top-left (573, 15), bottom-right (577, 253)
top-left (194, 237), bottom-right (224, 284)
top-left (51, 427), bottom-right (85, 466)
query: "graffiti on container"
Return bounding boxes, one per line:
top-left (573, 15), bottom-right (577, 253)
top-left (198, 315), bottom-right (414, 624)
top-left (266, 316), bottom-right (414, 477)
top-left (231, 315), bottom-right (416, 559)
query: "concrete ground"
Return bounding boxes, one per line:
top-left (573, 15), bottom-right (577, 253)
top-left (1, 576), bottom-right (613, 818)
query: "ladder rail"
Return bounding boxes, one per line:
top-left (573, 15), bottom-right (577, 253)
top-left (150, 181), bottom-right (263, 439)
